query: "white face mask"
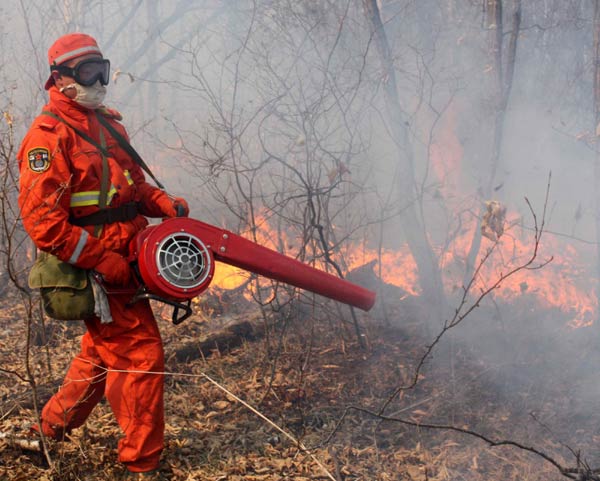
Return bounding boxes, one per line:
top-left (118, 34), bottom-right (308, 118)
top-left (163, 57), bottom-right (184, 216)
top-left (60, 81), bottom-right (107, 109)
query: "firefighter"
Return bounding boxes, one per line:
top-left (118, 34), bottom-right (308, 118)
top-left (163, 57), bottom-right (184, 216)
top-left (17, 33), bottom-right (188, 479)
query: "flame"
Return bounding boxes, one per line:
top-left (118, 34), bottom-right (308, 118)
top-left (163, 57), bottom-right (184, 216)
top-left (446, 218), bottom-right (597, 328)
top-left (345, 245), bottom-right (419, 296)
top-left (342, 217), bottom-right (597, 327)
top-left (208, 214), bottom-right (290, 299)
top-left (430, 102), bottom-right (596, 327)
top-left (211, 263), bottom-right (249, 290)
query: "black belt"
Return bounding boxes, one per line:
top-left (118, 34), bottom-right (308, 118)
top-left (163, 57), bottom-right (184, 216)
top-left (70, 202), bottom-right (140, 227)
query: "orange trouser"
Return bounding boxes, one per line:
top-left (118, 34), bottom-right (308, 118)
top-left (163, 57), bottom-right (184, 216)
top-left (40, 293), bottom-right (165, 473)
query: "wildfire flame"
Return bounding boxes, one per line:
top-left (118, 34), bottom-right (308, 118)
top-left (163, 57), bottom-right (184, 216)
top-left (206, 210), bottom-right (597, 327)
top-left (208, 215), bottom-right (291, 301)
top-left (428, 103), bottom-right (597, 328)
top-left (207, 104), bottom-right (597, 327)
top-left (211, 263), bottom-right (249, 291)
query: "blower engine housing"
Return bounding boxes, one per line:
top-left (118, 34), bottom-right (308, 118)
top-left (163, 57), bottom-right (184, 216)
top-left (133, 219), bottom-right (215, 301)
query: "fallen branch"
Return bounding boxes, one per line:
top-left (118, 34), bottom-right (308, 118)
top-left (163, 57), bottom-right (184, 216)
top-left (332, 405), bottom-right (581, 479)
top-left (173, 319), bottom-right (256, 362)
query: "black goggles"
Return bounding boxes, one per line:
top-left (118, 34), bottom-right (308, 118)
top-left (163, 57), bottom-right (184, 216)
top-left (52, 58), bottom-right (111, 87)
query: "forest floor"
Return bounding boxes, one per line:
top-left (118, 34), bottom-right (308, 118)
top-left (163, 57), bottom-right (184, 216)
top-left (1, 288), bottom-right (599, 481)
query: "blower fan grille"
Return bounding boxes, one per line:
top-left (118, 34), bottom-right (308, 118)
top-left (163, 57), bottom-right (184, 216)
top-left (155, 232), bottom-right (212, 290)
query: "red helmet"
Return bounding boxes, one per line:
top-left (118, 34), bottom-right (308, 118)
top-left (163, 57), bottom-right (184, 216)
top-left (45, 33), bottom-right (103, 90)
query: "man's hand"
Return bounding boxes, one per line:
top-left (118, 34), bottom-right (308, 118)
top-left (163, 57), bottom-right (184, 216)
top-left (156, 195), bottom-right (189, 217)
top-left (94, 251), bottom-right (131, 286)
top-left (172, 197), bottom-right (189, 217)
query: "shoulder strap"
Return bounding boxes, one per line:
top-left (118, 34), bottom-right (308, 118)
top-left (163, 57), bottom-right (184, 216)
top-left (41, 111), bottom-right (109, 156)
top-left (37, 113), bottom-right (60, 131)
top-left (94, 127), bottom-right (110, 237)
top-left (95, 112), bottom-right (164, 190)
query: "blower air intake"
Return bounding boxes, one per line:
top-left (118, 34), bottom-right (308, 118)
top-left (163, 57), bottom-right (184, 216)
top-left (129, 217), bottom-right (376, 324)
top-left (140, 227), bottom-right (214, 299)
top-left (156, 232), bottom-right (209, 289)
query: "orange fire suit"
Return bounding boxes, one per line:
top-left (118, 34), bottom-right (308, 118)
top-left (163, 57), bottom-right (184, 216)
top-left (17, 87), bottom-right (175, 472)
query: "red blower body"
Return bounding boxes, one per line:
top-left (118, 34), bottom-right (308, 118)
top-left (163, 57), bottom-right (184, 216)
top-left (129, 217), bottom-right (376, 323)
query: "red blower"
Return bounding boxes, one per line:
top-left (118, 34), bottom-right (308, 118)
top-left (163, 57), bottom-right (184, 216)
top-left (129, 217), bottom-right (376, 323)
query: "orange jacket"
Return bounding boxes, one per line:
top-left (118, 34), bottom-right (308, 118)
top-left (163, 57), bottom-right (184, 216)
top-left (18, 87), bottom-right (171, 268)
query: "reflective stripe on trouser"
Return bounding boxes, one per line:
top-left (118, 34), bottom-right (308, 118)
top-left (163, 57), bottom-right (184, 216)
top-left (40, 293), bottom-right (164, 472)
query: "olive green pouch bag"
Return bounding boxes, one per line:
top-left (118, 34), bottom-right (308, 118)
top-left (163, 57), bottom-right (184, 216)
top-left (28, 252), bottom-right (95, 320)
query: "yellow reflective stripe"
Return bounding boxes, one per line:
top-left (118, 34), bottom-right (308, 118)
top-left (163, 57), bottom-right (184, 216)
top-left (71, 191), bottom-right (101, 207)
top-left (107, 186), bottom-right (117, 204)
top-left (71, 185), bottom-right (117, 207)
top-left (70, 171), bottom-right (131, 207)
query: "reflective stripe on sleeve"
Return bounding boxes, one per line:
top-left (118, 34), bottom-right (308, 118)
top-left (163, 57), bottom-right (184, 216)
top-left (68, 229), bottom-right (89, 264)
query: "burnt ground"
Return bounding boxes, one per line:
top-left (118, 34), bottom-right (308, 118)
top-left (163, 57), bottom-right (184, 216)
top-left (0, 289), bottom-right (599, 481)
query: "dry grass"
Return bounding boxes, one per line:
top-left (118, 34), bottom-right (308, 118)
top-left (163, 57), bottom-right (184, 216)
top-left (0, 292), bottom-right (595, 480)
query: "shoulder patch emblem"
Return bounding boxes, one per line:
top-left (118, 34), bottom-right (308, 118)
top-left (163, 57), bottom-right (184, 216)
top-left (27, 147), bottom-right (51, 173)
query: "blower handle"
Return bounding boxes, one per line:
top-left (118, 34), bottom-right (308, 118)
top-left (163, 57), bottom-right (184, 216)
top-left (128, 288), bottom-right (194, 325)
top-left (176, 204), bottom-right (186, 217)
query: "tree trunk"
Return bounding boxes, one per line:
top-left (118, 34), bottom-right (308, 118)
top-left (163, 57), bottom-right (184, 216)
top-left (362, 0), bottom-right (446, 316)
top-left (463, 0), bottom-right (521, 284)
